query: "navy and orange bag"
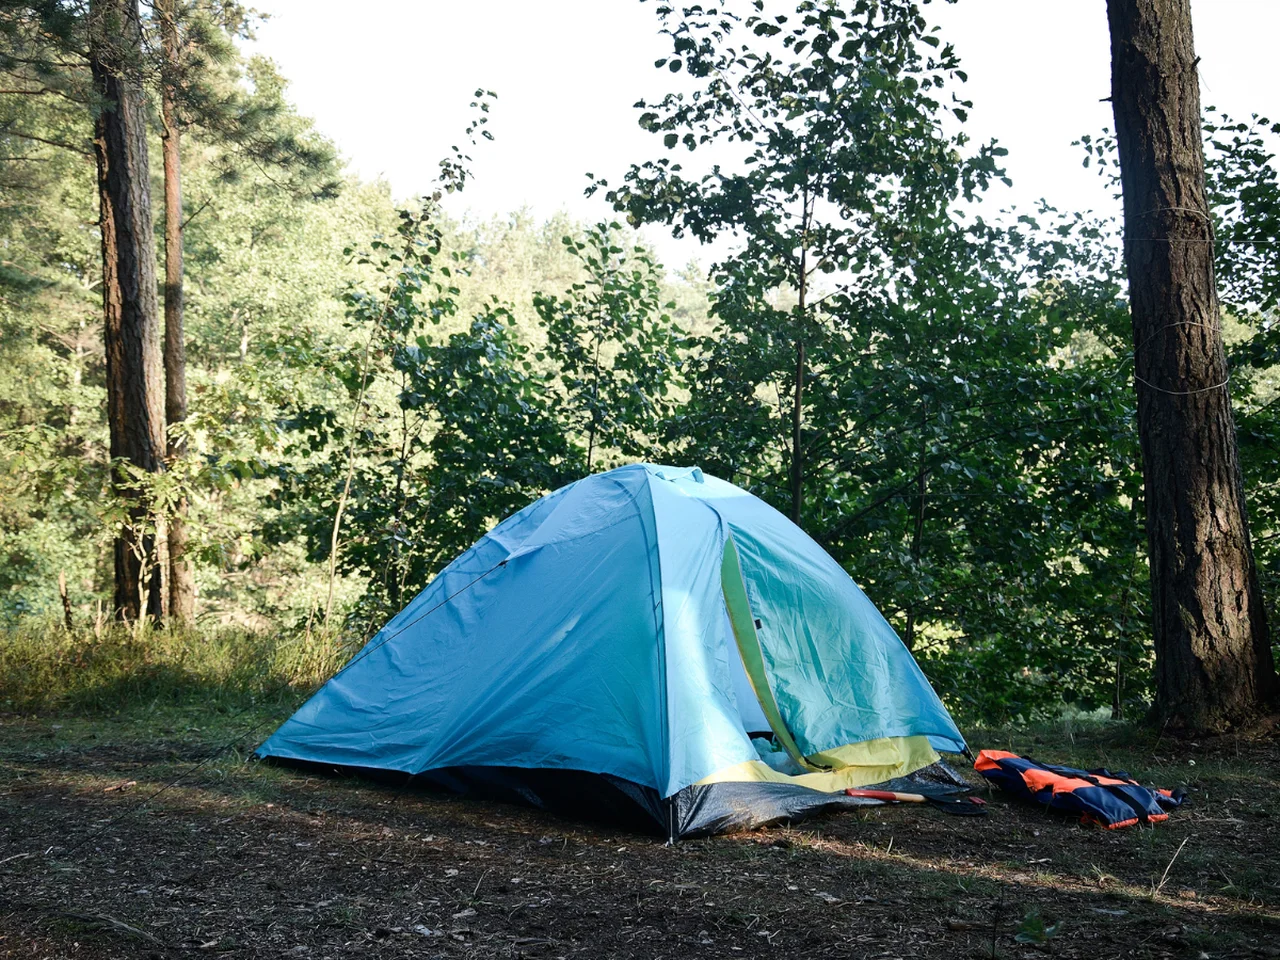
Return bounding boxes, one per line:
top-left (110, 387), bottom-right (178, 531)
top-left (975, 749), bottom-right (1187, 829)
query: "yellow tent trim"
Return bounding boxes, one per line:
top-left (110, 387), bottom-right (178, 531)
top-left (695, 734), bottom-right (939, 791)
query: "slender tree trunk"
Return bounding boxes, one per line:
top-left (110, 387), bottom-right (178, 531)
top-left (587, 328), bottom-right (602, 471)
top-left (59, 570), bottom-right (74, 632)
top-left (1107, 0), bottom-right (1277, 730)
top-left (790, 248), bottom-right (806, 526)
top-left (387, 393), bottom-right (411, 612)
top-left (324, 313), bottom-right (381, 628)
top-left (903, 398), bottom-right (928, 650)
top-left (90, 0), bottom-right (165, 622)
top-left (159, 0), bottom-right (195, 623)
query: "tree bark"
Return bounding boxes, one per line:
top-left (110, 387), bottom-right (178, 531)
top-left (90, 0), bottom-right (165, 622)
top-left (159, 0), bottom-right (195, 624)
top-left (1107, 0), bottom-right (1276, 730)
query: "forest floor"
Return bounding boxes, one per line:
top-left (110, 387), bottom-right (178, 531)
top-left (1, 705), bottom-right (1277, 960)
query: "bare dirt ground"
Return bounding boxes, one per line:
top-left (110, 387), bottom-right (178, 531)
top-left (2, 710), bottom-right (1277, 959)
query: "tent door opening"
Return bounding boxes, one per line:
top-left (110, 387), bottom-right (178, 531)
top-left (719, 533), bottom-right (830, 771)
top-left (725, 616), bottom-right (770, 736)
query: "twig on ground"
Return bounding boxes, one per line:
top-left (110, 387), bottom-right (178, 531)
top-left (1152, 835), bottom-right (1189, 898)
top-left (58, 910), bottom-right (164, 947)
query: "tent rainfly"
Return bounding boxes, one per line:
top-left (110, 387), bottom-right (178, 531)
top-left (257, 464), bottom-right (968, 837)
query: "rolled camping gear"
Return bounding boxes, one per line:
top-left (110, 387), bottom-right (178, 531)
top-left (974, 750), bottom-right (1187, 829)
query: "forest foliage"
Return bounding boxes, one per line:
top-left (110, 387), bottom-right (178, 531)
top-left (0, 0), bottom-right (1277, 724)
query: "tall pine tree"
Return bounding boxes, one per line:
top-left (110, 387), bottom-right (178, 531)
top-left (90, 0), bottom-right (166, 620)
top-left (1107, 0), bottom-right (1277, 729)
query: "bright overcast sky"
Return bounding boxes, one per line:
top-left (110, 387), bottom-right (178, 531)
top-left (251, 0), bottom-right (1279, 271)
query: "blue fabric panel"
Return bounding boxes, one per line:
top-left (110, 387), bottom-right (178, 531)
top-left (257, 466), bottom-right (669, 789)
top-left (644, 470), bottom-right (758, 795)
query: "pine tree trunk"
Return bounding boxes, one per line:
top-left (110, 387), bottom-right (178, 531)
top-left (160, 0), bottom-right (195, 624)
top-left (90, 0), bottom-right (165, 622)
top-left (1107, 0), bottom-right (1277, 730)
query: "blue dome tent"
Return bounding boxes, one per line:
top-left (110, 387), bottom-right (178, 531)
top-left (257, 464), bottom-right (967, 837)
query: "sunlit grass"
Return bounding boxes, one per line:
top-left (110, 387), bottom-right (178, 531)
top-left (0, 617), bottom-right (353, 715)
